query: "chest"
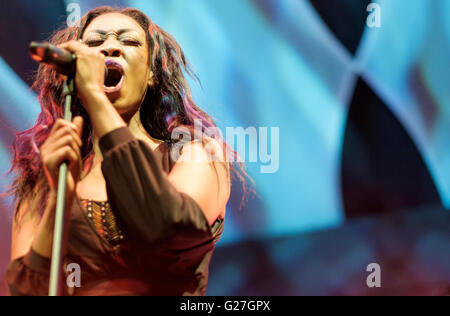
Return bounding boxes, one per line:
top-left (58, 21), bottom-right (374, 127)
top-left (76, 148), bottom-right (167, 202)
top-left (76, 164), bottom-right (108, 202)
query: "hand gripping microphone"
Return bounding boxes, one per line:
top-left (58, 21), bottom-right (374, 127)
top-left (29, 41), bottom-right (108, 78)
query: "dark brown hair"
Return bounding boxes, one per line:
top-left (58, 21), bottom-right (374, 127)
top-left (9, 6), bottom-right (253, 220)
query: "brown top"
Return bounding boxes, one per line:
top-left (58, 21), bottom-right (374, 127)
top-left (80, 199), bottom-right (125, 248)
top-left (6, 127), bottom-right (225, 296)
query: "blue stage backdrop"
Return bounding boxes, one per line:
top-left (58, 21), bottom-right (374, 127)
top-left (0, 0), bottom-right (449, 295)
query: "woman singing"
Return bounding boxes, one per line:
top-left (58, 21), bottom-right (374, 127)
top-left (6, 6), bottom-right (249, 296)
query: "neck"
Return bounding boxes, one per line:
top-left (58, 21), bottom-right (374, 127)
top-left (91, 109), bottom-right (163, 167)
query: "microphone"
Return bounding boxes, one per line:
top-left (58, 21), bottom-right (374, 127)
top-left (29, 42), bottom-right (108, 78)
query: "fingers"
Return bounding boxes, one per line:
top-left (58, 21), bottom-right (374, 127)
top-left (49, 118), bottom-right (82, 148)
top-left (72, 116), bottom-right (84, 137)
top-left (41, 143), bottom-right (80, 181)
top-left (41, 116), bottom-right (85, 190)
top-left (59, 40), bottom-right (105, 59)
top-left (59, 40), bottom-right (87, 54)
top-left (59, 40), bottom-right (106, 104)
top-left (51, 135), bottom-right (81, 158)
top-left (39, 115), bottom-right (85, 195)
top-left (55, 146), bottom-right (79, 166)
top-left (50, 118), bottom-right (79, 134)
top-left (46, 117), bottom-right (84, 161)
top-left (49, 126), bottom-right (82, 150)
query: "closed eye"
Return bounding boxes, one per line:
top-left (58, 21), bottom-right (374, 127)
top-left (120, 39), bottom-right (141, 46)
top-left (85, 39), bottom-right (140, 47)
top-left (85, 40), bottom-right (104, 47)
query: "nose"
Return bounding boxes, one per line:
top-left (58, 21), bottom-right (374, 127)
top-left (101, 45), bottom-right (122, 58)
top-left (99, 33), bottom-right (123, 58)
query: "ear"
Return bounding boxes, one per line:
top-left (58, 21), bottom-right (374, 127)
top-left (148, 70), bottom-right (154, 87)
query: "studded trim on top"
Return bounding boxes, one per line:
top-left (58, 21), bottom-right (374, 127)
top-left (81, 199), bottom-right (124, 247)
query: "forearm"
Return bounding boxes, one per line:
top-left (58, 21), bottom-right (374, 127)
top-left (30, 190), bottom-right (75, 259)
top-left (30, 191), bottom-right (57, 259)
top-left (81, 88), bottom-right (126, 139)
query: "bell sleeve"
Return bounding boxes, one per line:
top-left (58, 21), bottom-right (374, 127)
top-left (6, 249), bottom-right (51, 296)
top-left (98, 127), bottom-right (217, 250)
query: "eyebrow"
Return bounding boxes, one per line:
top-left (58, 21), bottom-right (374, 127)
top-left (85, 28), bottom-right (138, 36)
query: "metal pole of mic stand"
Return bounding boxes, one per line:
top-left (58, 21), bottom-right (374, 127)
top-left (48, 77), bottom-right (74, 296)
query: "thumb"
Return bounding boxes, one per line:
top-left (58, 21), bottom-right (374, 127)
top-left (72, 116), bottom-right (84, 136)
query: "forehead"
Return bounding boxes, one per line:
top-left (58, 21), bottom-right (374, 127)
top-left (84, 13), bottom-right (146, 37)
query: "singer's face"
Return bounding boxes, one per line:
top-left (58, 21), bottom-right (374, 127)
top-left (82, 13), bottom-right (151, 119)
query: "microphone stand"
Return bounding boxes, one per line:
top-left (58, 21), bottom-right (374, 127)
top-left (48, 76), bottom-right (75, 296)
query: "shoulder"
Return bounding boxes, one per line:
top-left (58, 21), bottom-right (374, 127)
top-left (172, 137), bottom-right (228, 166)
top-left (173, 137), bottom-right (231, 195)
top-left (167, 138), bottom-right (230, 225)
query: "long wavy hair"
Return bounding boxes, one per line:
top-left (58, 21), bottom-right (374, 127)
top-left (9, 6), bottom-right (252, 220)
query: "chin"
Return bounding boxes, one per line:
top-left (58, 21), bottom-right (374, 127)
top-left (110, 98), bottom-right (139, 120)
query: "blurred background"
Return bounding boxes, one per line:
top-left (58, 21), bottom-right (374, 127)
top-left (0, 0), bottom-right (449, 295)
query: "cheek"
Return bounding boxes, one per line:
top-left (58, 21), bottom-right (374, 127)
top-left (127, 50), bottom-right (150, 86)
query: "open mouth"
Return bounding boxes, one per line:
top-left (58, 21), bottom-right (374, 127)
top-left (104, 60), bottom-right (124, 94)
